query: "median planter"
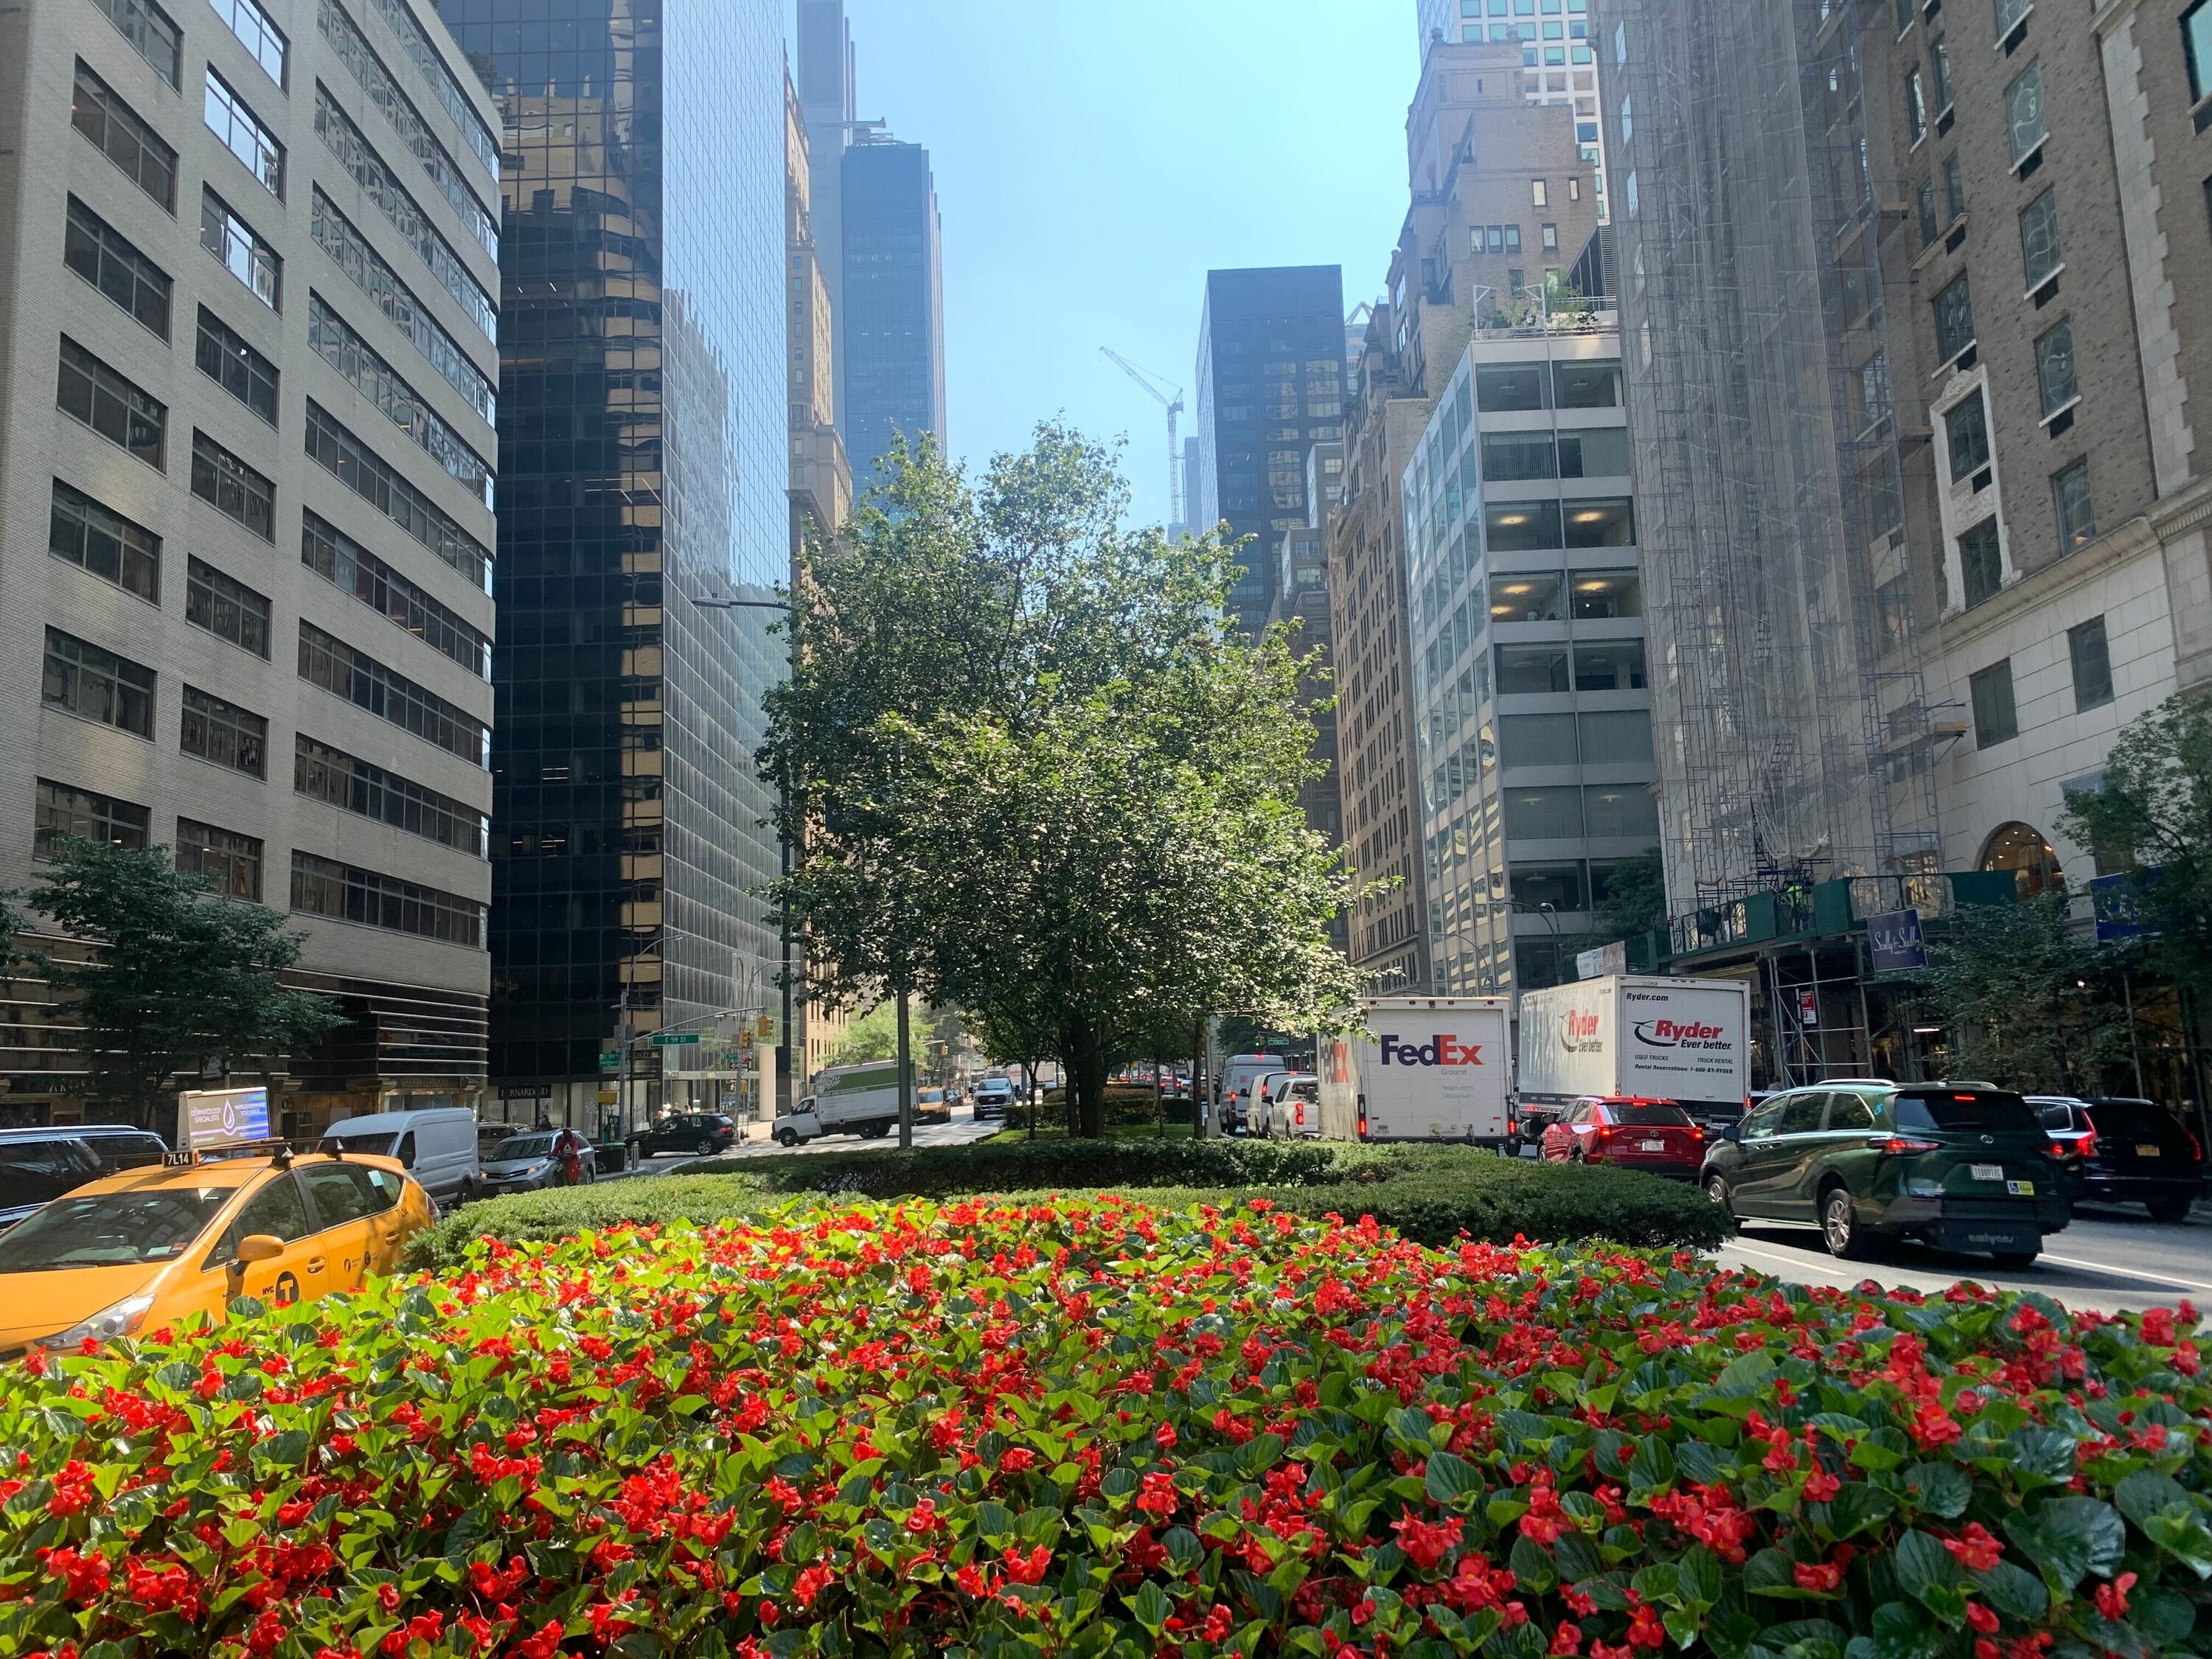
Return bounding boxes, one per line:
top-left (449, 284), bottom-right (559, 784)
top-left (4, 1197), bottom-right (2208, 1659)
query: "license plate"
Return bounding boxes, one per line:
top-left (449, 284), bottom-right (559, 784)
top-left (1971, 1163), bottom-right (2004, 1181)
top-left (1641, 1138), bottom-right (1667, 1152)
top-left (2137, 1144), bottom-right (2163, 1158)
top-left (2006, 1180), bottom-right (2036, 1196)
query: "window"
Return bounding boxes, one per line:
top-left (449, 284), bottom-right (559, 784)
top-left (1490, 573), bottom-right (1563, 622)
top-left (302, 510), bottom-right (492, 677)
top-left (290, 852), bottom-right (484, 947)
top-left (305, 403), bottom-right (492, 591)
top-left (64, 198), bottom-right (171, 338)
top-left (177, 819), bottom-right (264, 900)
top-left (195, 310), bottom-right (279, 425)
top-left (1945, 389), bottom-right (1992, 484)
top-left (1896, 0), bottom-right (1913, 29)
top-left (1958, 518), bottom-right (2004, 608)
top-left (57, 338), bottom-right (166, 470)
top-left (1476, 364), bottom-right (1549, 411)
top-left (1584, 784), bottom-right (1659, 838)
top-left (49, 479), bottom-right (160, 602)
top-left (2006, 64), bottom-right (2046, 167)
top-left (307, 295), bottom-right (493, 503)
top-left (1917, 179), bottom-right (1940, 248)
top-left (1930, 35), bottom-right (1953, 110)
top-left (191, 433), bottom-right (276, 541)
top-left (2035, 322), bottom-right (2078, 417)
top-left (1506, 226), bottom-right (1523, 253)
top-left (1484, 500), bottom-right (1564, 552)
top-left (361, 0), bottom-right (501, 178)
top-left (220, 1178), bottom-right (310, 1253)
top-left (1995, 0), bottom-right (2031, 37)
top-left (1568, 178), bottom-right (1581, 201)
top-left (312, 192), bottom-right (496, 424)
top-left (186, 557), bottom-right (272, 658)
top-left (181, 686), bottom-right (268, 779)
top-left (1573, 639), bottom-right (1646, 690)
top-left (1541, 222), bottom-right (1559, 252)
top-left (205, 69), bottom-right (285, 197)
top-left (1570, 569), bottom-right (1641, 618)
top-left (1559, 428), bottom-right (1632, 477)
top-left (1933, 274), bottom-right (1975, 364)
top-left (2191, 1), bottom-right (2212, 102)
top-left (298, 622), bottom-right (490, 766)
top-left (72, 64), bottom-right (176, 213)
top-left (1482, 432), bottom-right (1559, 481)
top-left (1555, 359), bottom-right (1623, 407)
top-left (94, 0), bottom-right (181, 86)
top-left (2065, 616), bottom-right (2115, 712)
top-left (201, 189), bottom-right (282, 310)
top-left (209, 0), bottom-right (287, 83)
top-left (1942, 152), bottom-right (1966, 223)
top-left (1877, 574), bottom-right (1913, 653)
top-left (42, 628), bottom-right (154, 737)
top-left (1504, 787), bottom-right (1585, 839)
top-left (35, 780), bottom-right (147, 859)
top-left (1511, 861), bottom-right (1587, 911)
top-left (1578, 710), bottom-right (1654, 764)
top-left (1501, 712), bottom-right (1578, 767)
top-left (294, 735), bottom-right (488, 857)
top-left (1853, 354), bottom-right (1893, 436)
top-left (1565, 498), bottom-right (1635, 547)
top-left (2052, 460), bottom-right (2096, 554)
top-left (2020, 190), bottom-right (2062, 288)
top-left (1532, 178), bottom-right (1548, 206)
top-left (1905, 68), bottom-right (1928, 142)
top-left (1497, 644), bottom-right (1572, 695)
top-left (1969, 660), bottom-right (2019, 748)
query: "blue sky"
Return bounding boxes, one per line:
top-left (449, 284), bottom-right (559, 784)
top-left (833, 0), bottom-right (1419, 529)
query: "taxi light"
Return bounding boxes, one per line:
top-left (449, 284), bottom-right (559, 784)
top-left (1870, 1135), bottom-right (1941, 1155)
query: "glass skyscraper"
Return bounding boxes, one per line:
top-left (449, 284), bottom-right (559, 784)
top-left (432, 0), bottom-right (787, 1122)
top-left (841, 136), bottom-right (945, 492)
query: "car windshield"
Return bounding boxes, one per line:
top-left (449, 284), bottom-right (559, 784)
top-left (1891, 1091), bottom-right (2042, 1135)
top-left (490, 1135), bottom-right (555, 1161)
top-left (0, 1187), bottom-right (235, 1270)
top-left (321, 1131), bottom-right (397, 1156)
top-left (1608, 1104), bottom-right (1691, 1126)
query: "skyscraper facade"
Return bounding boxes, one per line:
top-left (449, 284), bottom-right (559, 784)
top-left (841, 136), bottom-right (945, 493)
top-left (1192, 265), bottom-right (1347, 638)
top-left (1418, 0), bottom-right (1611, 224)
top-left (0, 0), bottom-right (501, 1131)
top-left (794, 0), bottom-right (855, 425)
top-left (434, 0), bottom-right (790, 1128)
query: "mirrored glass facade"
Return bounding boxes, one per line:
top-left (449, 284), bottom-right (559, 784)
top-left (434, 0), bottom-right (787, 1087)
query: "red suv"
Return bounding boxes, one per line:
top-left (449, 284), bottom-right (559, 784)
top-left (1541, 1096), bottom-right (1706, 1180)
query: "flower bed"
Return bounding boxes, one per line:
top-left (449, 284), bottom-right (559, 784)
top-left (5, 1197), bottom-right (2211, 1659)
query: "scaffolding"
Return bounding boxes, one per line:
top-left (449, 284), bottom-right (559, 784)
top-left (1603, 0), bottom-right (1941, 926)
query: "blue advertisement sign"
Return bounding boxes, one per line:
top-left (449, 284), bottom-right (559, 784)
top-left (2091, 870), bottom-right (2156, 942)
top-left (1867, 908), bottom-right (1928, 973)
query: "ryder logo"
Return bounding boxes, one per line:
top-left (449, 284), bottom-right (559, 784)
top-left (1633, 1018), bottom-right (1731, 1051)
top-left (1378, 1034), bottom-right (1484, 1067)
top-left (1559, 1009), bottom-right (1605, 1053)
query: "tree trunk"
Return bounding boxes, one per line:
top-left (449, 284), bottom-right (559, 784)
top-left (896, 987), bottom-right (914, 1150)
top-left (1068, 1024), bottom-right (1109, 1139)
top-left (1192, 1019), bottom-right (1206, 1140)
top-left (1023, 1053), bottom-right (1042, 1138)
top-left (1152, 1054), bottom-right (1162, 1131)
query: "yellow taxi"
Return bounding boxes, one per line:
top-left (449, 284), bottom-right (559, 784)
top-left (0, 1147), bottom-right (437, 1360)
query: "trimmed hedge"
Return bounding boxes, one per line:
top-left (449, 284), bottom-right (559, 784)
top-left (404, 1141), bottom-right (1730, 1270)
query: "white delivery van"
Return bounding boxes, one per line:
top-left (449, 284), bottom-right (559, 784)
top-left (774, 1059), bottom-right (911, 1146)
top-left (1217, 1054), bottom-right (1288, 1135)
top-left (1513, 975), bottom-right (1752, 1140)
top-left (319, 1107), bottom-right (481, 1205)
top-left (1315, 999), bottom-right (1512, 1144)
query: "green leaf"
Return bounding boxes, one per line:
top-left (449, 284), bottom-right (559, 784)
top-left (1425, 1450), bottom-right (1482, 1506)
top-left (1869, 1601), bottom-right (1947, 1659)
top-left (1891, 1530), bottom-right (1963, 1610)
top-left (1900, 1464), bottom-right (1970, 1520)
top-left (1819, 1481), bottom-right (1900, 1539)
top-left (1127, 1580), bottom-right (1172, 1634)
top-left (2003, 1428), bottom-right (2076, 1486)
top-left (2131, 1585), bottom-right (2196, 1647)
top-left (1745, 1551), bottom-right (1800, 1598)
top-left (1509, 1534), bottom-right (1557, 1593)
top-left (1629, 1435), bottom-right (1677, 1490)
top-left (1677, 1545), bottom-right (1725, 1611)
top-left (2003, 1495), bottom-right (2126, 1589)
top-left (1969, 1559), bottom-right (2048, 1624)
top-left (1162, 1528), bottom-right (1203, 1575)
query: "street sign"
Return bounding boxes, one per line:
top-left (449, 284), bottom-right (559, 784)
top-left (599, 1051), bottom-right (620, 1073)
top-left (651, 1032), bottom-right (700, 1047)
top-left (1866, 908), bottom-right (1928, 973)
top-left (1795, 988), bottom-right (1820, 1029)
top-left (1575, 942), bottom-right (1627, 981)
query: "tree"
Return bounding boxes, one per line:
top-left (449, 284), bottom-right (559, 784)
top-left (27, 838), bottom-right (343, 1130)
top-left (1915, 893), bottom-right (2140, 1096)
top-left (2059, 694), bottom-right (2212, 997)
top-left (1593, 848), bottom-right (1668, 942)
top-left (824, 1000), bottom-right (899, 1068)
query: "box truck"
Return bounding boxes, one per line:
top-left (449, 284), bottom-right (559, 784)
top-left (1315, 998), bottom-right (1512, 1144)
top-left (773, 1060), bottom-right (911, 1146)
top-left (1513, 975), bottom-right (1751, 1142)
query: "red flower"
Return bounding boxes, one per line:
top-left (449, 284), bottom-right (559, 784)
top-left (2093, 1572), bottom-right (2138, 1621)
top-left (1136, 1472), bottom-right (1178, 1518)
top-left (1392, 1512), bottom-right (1464, 1571)
top-left (1551, 1622), bottom-right (1583, 1655)
top-left (1792, 1562), bottom-right (1843, 1593)
top-left (998, 1447), bottom-right (1037, 1475)
top-left (1943, 1523), bottom-right (2002, 1573)
top-left (1627, 1605), bottom-right (1666, 1650)
top-left (1003, 1545), bottom-right (1052, 1586)
top-left (1966, 1604), bottom-right (2000, 1635)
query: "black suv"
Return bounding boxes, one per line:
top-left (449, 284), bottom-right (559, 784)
top-left (633, 1113), bottom-right (738, 1157)
top-left (1701, 1081), bottom-right (2069, 1265)
top-left (2031, 1096), bottom-right (2203, 1221)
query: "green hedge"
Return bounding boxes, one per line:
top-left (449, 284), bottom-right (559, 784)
top-left (406, 1141), bottom-right (1730, 1270)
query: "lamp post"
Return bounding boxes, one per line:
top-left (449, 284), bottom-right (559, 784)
top-left (1484, 897), bottom-right (1562, 991)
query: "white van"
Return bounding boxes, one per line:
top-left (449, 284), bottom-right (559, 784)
top-left (319, 1107), bottom-right (482, 1206)
top-left (1217, 1054), bottom-right (1288, 1135)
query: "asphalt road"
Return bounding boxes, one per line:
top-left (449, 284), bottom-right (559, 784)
top-left (628, 1103), bottom-right (1001, 1176)
top-left (1714, 1200), bottom-right (2210, 1315)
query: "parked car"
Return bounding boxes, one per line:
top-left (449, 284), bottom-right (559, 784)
top-left (478, 1130), bottom-right (597, 1194)
top-left (972, 1077), bottom-right (1017, 1120)
top-left (635, 1113), bottom-right (739, 1158)
top-left (1540, 1097), bottom-right (1705, 1180)
top-left (2, 1123), bottom-right (170, 1175)
top-left (2029, 1095), bottom-right (2203, 1221)
top-left (1701, 1082), bottom-right (2068, 1265)
top-left (0, 1148), bottom-right (436, 1360)
top-left (0, 1134), bottom-right (107, 1234)
top-left (1261, 1074), bottom-right (1323, 1140)
top-left (319, 1107), bottom-right (484, 1207)
top-left (915, 1088), bottom-right (952, 1124)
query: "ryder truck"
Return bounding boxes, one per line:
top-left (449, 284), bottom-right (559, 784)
top-left (1512, 975), bottom-right (1751, 1144)
top-left (1315, 998), bottom-right (1512, 1144)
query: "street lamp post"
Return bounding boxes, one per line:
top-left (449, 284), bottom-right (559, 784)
top-left (1483, 897), bottom-right (1562, 991)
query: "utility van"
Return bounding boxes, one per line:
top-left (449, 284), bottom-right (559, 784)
top-left (1315, 1000), bottom-right (1512, 1144)
top-left (774, 1060), bottom-right (911, 1146)
top-left (319, 1107), bottom-right (482, 1206)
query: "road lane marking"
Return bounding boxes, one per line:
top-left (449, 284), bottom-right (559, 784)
top-left (2034, 1252), bottom-right (2212, 1295)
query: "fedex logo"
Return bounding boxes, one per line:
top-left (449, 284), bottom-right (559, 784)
top-left (1378, 1034), bottom-right (1484, 1066)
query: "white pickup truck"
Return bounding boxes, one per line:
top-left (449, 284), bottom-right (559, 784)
top-left (773, 1060), bottom-right (908, 1147)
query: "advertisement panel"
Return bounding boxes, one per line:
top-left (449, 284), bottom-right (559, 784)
top-left (179, 1085), bottom-right (271, 1151)
top-left (1316, 998), bottom-right (1511, 1143)
top-left (1516, 976), bottom-right (1750, 1110)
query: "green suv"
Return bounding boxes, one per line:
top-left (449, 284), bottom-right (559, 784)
top-left (1700, 1081), bottom-right (2070, 1265)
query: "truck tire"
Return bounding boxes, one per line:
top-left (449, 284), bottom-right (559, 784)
top-left (773, 1127), bottom-right (797, 1148)
top-left (863, 1121), bottom-right (889, 1139)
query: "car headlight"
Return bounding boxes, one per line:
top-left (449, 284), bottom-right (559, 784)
top-left (42, 1291), bottom-right (156, 1351)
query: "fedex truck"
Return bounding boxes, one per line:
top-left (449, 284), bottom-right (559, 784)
top-left (1315, 998), bottom-right (1512, 1144)
top-left (1513, 975), bottom-right (1751, 1141)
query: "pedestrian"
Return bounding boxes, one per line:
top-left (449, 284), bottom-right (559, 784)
top-left (553, 1124), bottom-right (586, 1187)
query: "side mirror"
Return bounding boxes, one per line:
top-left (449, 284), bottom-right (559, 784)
top-left (231, 1234), bottom-right (285, 1269)
top-left (1719, 1123), bottom-right (1742, 1142)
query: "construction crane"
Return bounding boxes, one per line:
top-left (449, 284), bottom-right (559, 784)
top-left (1100, 348), bottom-right (1185, 530)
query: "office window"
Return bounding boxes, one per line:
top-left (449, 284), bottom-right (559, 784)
top-left (305, 403), bottom-right (492, 591)
top-left (1476, 364), bottom-right (1549, 411)
top-left (63, 198), bottom-right (170, 339)
top-left (1541, 222), bottom-right (1559, 252)
top-left (180, 685), bottom-right (268, 779)
top-left (186, 557), bottom-right (272, 658)
top-left (201, 189), bottom-right (282, 310)
top-left (2020, 189), bottom-right (2062, 288)
top-left (1568, 177), bottom-right (1581, 200)
top-left (190, 433), bottom-right (275, 541)
top-left (1945, 389), bottom-right (1992, 484)
top-left (311, 192), bottom-right (496, 424)
top-left (307, 294), bottom-right (492, 503)
top-left (1484, 500), bottom-right (1564, 552)
top-left (2191, 1), bottom-right (2212, 102)
top-left (195, 309), bottom-right (279, 425)
top-left (178, 819), bottom-right (264, 901)
top-left (1497, 644), bottom-right (1573, 695)
top-left (1512, 861), bottom-right (1587, 912)
top-left (1877, 574), bottom-right (1913, 653)
top-left (1573, 639), bottom-right (1647, 691)
top-left (1896, 0), bottom-right (1914, 29)
top-left (1930, 35), bottom-right (1953, 109)
top-left (294, 735), bottom-right (487, 857)
top-left (35, 780), bottom-right (148, 860)
top-left (1995, 0), bottom-right (2031, 37)
top-left (1916, 178), bottom-right (1938, 246)
top-left (1569, 569), bottom-right (1641, 618)
top-left (1556, 360), bottom-right (1623, 407)
top-left (298, 621), bottom-right (490, 766)
top-left (1557, 427), bottom-right (1631, 477)
top-left (1482, 432), bottom-right (1558, 481)
top-left (1942, 152), bottom-right (1967, 222)
top-left (1505, 226), bottom-right (1523, 254)
top-left (2053, 460), bottom-right (2097, 554)
top-left (57, 338), bottom-right (165, 470)
top-left (1500, 713), bottom-right (1578, 767)
top-left (1958, 518), bottom-right (2004, 608)
top-left (1505, 787), bottom-right (1584, 840)
top-left (72, 63), bottom-right (178, 213)
top-left (1584, 784), bottom-right (1660, 838)
top-left (290, 852), bottom-right (484, 947)
top-left (1969, 660), bottom-right (2018, 748)
top-left (1579, 710), bottom-right (1653, 764)
top-left (1933, 273), bottom-right (1975, 363)
top-left (94, 0), bottom-right (181, 86)
top-left (42, 628), bottom-right (153, 737)
top-left (1491, 572), bottom-right (1563, 622)
top-left (205, 69), bottom-right (285, 198)
top-left (2035, 321), bottom-right (2078, 417)
top-left (1532, 178), bottom-right (1548, 207)
top-left (2006, 64), bottom-right (2046, 167)
top-left (360, 0), bottom-right (501, 178)
top-left (209, 0), bottom-right (287, 83)
top-left (1565, 498), bottom-right (1635, 547)
top-left (302, 509), bottom-right (493, 677)
top-left (2067, 617), bottom-right (2115, 711)
top-left (49, 479), bottom-right (159, 602)
top-left (1906, 68), bottom-right (1927, 143)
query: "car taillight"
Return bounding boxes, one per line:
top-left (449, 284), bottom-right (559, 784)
top-left (2044, 1141), bottom-right (2068, 1159)
top-left (2191, 1132), bottom-right (2205, 1165)
top-left (1690, 1124), bottom-right (1705, 1141)
top-left (1357, 1097), bottom-right (1369, 1142)
top-left (1869, 1135), bottom-right (1942, 1155)
top-left (1295, 1101), bottom-right (1305, 1127)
